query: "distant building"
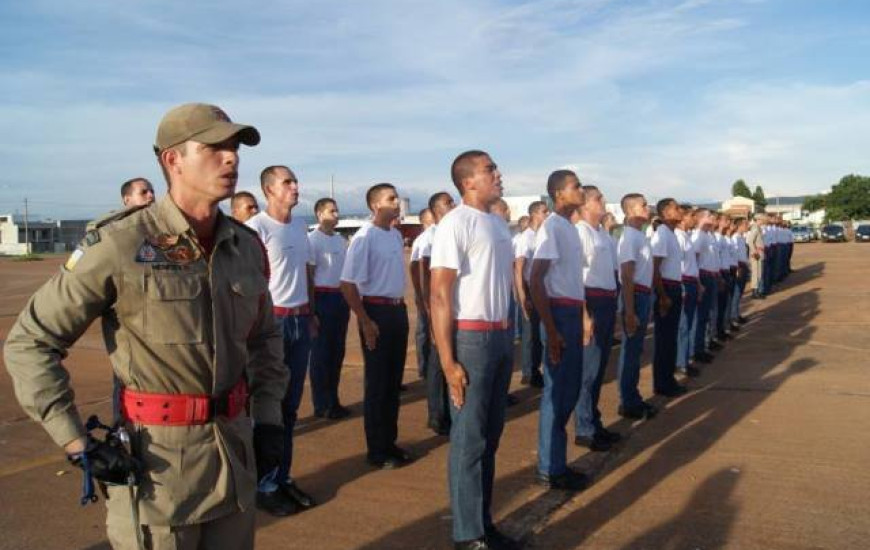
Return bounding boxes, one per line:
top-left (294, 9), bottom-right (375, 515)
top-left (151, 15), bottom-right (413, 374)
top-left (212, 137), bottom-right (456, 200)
top-left (0, 214), bottom-right (89, 255)
top-left (722, 196), bottom-right (755, 218)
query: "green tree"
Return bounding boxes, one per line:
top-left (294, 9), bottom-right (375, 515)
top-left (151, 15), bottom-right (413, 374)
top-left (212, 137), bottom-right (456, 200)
top-left (731, 179), bottom-right (752, 199)
top-left (802, 194), bottom-right (826, 213)
top-left (826, 174), bottom-right (870, 221)
top-left (752, 185), bottom-right (767, 211)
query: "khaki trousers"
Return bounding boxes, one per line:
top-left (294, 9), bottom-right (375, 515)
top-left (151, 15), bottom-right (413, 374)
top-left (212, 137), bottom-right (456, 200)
top-left (107, 507), bottom-right (255, 550)
top-left (750, 256), bottom-right (764, 291)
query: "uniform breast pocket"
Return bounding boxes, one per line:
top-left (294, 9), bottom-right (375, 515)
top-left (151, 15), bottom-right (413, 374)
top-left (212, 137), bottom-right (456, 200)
top-left (230, 275), bottom-right (266, 339)
top-left (145, 273), bottom-right (205, 344)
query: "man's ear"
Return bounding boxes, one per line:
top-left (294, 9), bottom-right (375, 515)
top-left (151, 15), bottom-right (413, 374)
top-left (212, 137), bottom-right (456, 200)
top-left (160, 147), bottom-right (183, 178)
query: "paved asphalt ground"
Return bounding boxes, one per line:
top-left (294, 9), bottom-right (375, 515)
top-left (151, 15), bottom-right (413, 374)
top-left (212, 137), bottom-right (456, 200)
top-left (0, 243), bottom-right (868, 549)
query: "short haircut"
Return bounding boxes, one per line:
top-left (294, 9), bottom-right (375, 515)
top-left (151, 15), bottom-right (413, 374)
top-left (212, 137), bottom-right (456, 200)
top-left (679, 203), bottom-right (693, 212)
top-left (620, 193), bottom-right (645, 215)
top-left (231, 191), bottom-right (256, 209)
top-left (260, 165), bottom-right (294, 196)
top-left (518, 215), bottom-right (530, 223)
top-left (528, 200), bottom-right (547, 216)
top-left (366, 183), bottom-right (396, 210)
top-left (581, 184), bottom-right (600, 201)
top-left (418, 207), bottom-right (431, 218)
top-left (120, 177), bottom-right (152, 198)
top-left (314, 197), bottom-right (336, 215)
top-left (450, 150), bottom-right (489, 193)
top-left (695, 207), bottom-right (710, 216)
top-left (546, 169), bottom-right (577, 200)
top-left (656, 197), bottom-right (677, 217)
top-left (428, 191), bottom-right (452, 212)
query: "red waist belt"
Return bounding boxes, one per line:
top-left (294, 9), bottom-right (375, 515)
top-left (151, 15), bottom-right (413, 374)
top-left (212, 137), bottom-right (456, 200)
top-left (586, 287), bottom-right (617, 298)
top-left (274, 303), bottom-right (310, 316)
top-left (120, 378), bottom-right (248, 426)
top-left (363, 296), bottom-right (405, 306)
top-left (456, 319), bottom-right (510, 331)
top-left (634, 284), bottom-right (652, 294)
top-left (662, 279), bottom-right (682, 288)
top-left (681, 275), bottom-right (699, 283)
top-left (699, 269), bottom-right (718, 277)
top-left (550, 297), bottom-right (584, 307)
top-left (315, 286), bottom-right (341, 294)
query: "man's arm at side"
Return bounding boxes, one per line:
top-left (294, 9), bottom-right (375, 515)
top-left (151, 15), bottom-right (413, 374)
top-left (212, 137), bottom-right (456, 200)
top-left (430, 267), bottom-right (466, 407)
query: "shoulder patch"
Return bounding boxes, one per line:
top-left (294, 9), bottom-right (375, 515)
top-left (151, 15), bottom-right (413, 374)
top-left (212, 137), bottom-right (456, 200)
top-left (90, 203), bottom-right (150, 231)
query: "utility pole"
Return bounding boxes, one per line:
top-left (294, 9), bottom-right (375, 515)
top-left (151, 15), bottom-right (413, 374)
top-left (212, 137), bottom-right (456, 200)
top-left (23, 197), bottom-right (30, 255)
top-left (330, 174), bottom-right (335, 199)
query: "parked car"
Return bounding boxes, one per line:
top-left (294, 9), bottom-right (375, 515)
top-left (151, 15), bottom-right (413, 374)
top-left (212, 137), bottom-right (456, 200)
top-left (821, 224), bottom-right (846, 242)
top-left (855, 224), bottom-right (870, 242)
top-left (791, 226), bottom-right (812, 243)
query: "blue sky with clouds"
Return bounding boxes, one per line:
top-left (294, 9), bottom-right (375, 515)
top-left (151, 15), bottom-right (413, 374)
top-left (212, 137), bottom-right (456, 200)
top-left (1, 0), bottom-right (868, 219)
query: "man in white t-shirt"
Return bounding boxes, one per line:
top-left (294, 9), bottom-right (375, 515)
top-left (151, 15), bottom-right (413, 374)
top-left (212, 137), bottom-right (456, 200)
top-left (515, 200), bottom-right (549, 388)
top-left (230, 190), bottom-right (259, 223)
top-left (308, 198), bottom-right (350, 420)
top-left (650, 198), bottom-right (688, 398)
top-left (692, 209), bottom-right (721, 360)
top-left (573, 185), bottom-right (622, 452)
top-left (730, 217), bottom-right (750, 325)
top-left (410, 207), bottom-right (435, 381)
top-left (530, 170), bottom-right (590, 492)
top-left (714, 213), bottom-right (733, 342)
top-left (430, 150), bottom-right (518, 550)
top-left (616, 193), bottom-right (658, 420)
top-left (340, 183), bottom-right (411, 470)
top-left (246, 165), bottom-right (316, 516)
top-left (675, 204), bottom-right (702, 377)
top-left (419, 192), bottom-right (456, 436)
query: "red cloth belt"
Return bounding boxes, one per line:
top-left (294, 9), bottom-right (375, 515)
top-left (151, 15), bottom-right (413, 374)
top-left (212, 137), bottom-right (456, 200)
top-left (662, 279), bottom-right (682, 288)
top-left (315, 286), bottom-right (341, 294)
top-left (634, 284), bottom-right (652, 294)
top-left (363, 296), bottom-right (405, 306)
top-left (585, 287), bottom-right (617, 298)
top-left (456, 319), bottom-right (510, 331)
top-left (120, 378), bottom-right (248, 426)
top-left (274, 303), bottom-right (311, 316)
top-left (681, 275), bottom-right (699, 283)
top-left (699, 269), bottom-right (718, 277)
top-left (550, 297), bottom-right (584, 307)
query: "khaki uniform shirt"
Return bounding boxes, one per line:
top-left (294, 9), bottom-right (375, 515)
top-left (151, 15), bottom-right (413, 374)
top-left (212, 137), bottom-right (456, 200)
top-left (746, 224), bottom-right (765, 258)
top-left (4, 195), bottom-right (287, 526)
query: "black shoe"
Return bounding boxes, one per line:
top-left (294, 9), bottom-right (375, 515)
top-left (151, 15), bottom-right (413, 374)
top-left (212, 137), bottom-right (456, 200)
top-left (326, 405), bottom-right (351, 419)
top-left (574, 434), bottom-right (611, 452)
top-left (655, 385), bottom-right (688, 398)
top-left (455, 538), bottom-right (491, 550)
top-left (529, 372), bottom-right (544, 388)
top-left (366, 454), bottom-right (404, 470)
top-left (520, 375), bottom-right (531, 386)
top-left (506, 393), bottom-right (520, 407)
top-left (388, 445), bottom-right (414, 465)
top-left (717, 332), bottom-right (732, 341)
top-left (737, 316), bottom-right (748, 324)
top-left (281, 481), bottom-right (315, 510)
top-left (596, 428), bottom-right (622, 443)
top-left (313, 409), bottom-right (327, 418)
top-left (618, 404), bottom-right (646, 420)
top-left (256, 489), bottom-right (297, 517)
top-left (730, 323), bottom-right (741, 332)
top-left (642, 401), bottom-right (659, 418)
top-left (694, 352), bottom-right (714, 364)
top-left (427, 419), bottom-right (451, 436)
top-left (685, 366), bottom-right (701, 377)
top-left (486, 528), bottom-right (522, 550)
top-left (536, 468), bottom-right (589, 491)
top-left (399, 384), bottom-right (409, 392)
top-left (709, 341), bottom-right (724, 351)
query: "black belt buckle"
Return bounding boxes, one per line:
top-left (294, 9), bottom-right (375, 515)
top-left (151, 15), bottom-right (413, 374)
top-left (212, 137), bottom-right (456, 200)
top-left (208, 395), bottom-right (230, 420)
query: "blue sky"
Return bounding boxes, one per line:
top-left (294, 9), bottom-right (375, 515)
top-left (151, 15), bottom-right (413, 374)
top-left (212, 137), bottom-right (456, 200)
top-left (1, 0), bottom-right (869, 219)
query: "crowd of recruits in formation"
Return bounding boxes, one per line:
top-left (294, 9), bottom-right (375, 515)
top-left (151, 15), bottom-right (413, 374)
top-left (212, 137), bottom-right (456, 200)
top-left (2, 103), bottom-right (795, 550)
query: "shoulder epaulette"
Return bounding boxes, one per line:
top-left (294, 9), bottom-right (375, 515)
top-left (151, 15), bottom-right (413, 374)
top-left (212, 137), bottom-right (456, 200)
top-left (90, 203), bottom-right (150, 230)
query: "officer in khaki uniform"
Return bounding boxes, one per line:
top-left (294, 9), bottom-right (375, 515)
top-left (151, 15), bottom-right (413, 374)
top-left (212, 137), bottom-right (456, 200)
top-left (3, 103), bottom-right (288, 550)
top-left (746, 213), bottom-right (766, 298)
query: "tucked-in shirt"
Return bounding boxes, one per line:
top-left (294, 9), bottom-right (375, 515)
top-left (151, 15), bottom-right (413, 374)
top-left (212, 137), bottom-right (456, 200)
top-left (651, 224), bottom-right (683, 282)
top-left (618, 226), bottom-right (653, 287)
top-left (533, 213), bottom-right (585, 301)
top-left (340, 221), bottom-right (406, 299)
top-left (308, 228), bottom-right (347, 288)
top-left (429, 204), bottom-right (514, 322)
top-left (410, 225), bottom-right (435, 262)
top-left (247, 212), bottom-right (314, 308)
top-left (576, 220), bottom-right (617, 291)
top-left (675, 228), bottom-right (700, 278)
top-left (694, 229), bottom-right (720, 272)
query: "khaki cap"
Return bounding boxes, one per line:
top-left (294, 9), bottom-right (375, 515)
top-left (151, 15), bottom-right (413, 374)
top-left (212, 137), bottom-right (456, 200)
top-left (154, 103), bottom-right (260, 153)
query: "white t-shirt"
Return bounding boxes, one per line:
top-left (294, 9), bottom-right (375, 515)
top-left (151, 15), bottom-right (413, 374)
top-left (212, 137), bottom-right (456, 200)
top-left (734, 233), bottom-right (749, 263)
top-left (651, 224), bottom-right (683, 282)
top-left (617, 226), bottom-right (653, 287)
top-left (429, 204), bottom-right (514, 322)
top-left (308, 228), bottom-right (347, 288)
top-left (693, 229), bottom-right (719, 272)
top-left (410, 225), bottom-right (434, 262)
top-left (340, 221), bottom-right (406, 299)
top-left (533, 213), bottom-right (585, 301)
top-left (714, 233), bottom-right (730, 270)
top-left (675, 228), bottom-right (700, 278)
top-left (246, 212), bottom-right (314, 308)
top-left (514, 227), bottom-right (536, 282)
top-left (576, 220), bottom-right (617, 291)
